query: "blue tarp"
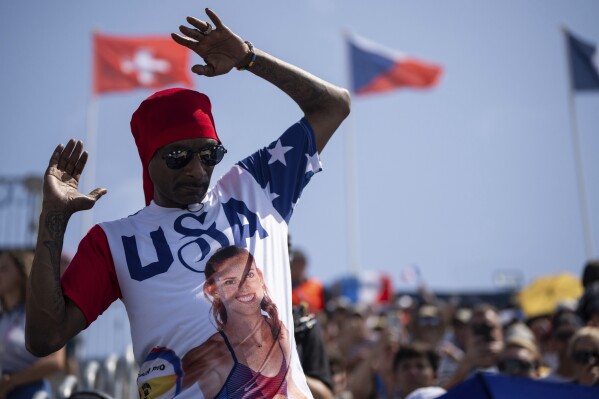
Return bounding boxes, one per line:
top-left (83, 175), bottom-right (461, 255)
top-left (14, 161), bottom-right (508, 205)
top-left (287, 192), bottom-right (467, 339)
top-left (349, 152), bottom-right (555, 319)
top-left (439, 372), bottom-right (598, 399)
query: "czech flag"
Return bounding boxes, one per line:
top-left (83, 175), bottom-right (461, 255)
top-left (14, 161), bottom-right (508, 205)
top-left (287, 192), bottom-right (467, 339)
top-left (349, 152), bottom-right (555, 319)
top-left (347, 33), bottom-right (443, 96)
top-left (565, 29), bottom-right (599, 91)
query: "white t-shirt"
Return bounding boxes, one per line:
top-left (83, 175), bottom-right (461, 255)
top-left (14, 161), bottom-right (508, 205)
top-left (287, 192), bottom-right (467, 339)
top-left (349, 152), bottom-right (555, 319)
top-left (62, 119), bottom-right (321, 399)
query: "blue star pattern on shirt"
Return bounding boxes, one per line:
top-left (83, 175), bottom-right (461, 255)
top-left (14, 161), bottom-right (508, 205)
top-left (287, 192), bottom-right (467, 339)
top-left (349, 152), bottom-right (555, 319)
top-left (237, 119), bottom-right (322, 223)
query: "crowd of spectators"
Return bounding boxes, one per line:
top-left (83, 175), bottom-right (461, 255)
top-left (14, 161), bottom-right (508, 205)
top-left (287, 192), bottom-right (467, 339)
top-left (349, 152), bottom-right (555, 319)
top-left (291, 253), bottom-right (599, 399)
top-left (3, 245), bottom-right (599, 398)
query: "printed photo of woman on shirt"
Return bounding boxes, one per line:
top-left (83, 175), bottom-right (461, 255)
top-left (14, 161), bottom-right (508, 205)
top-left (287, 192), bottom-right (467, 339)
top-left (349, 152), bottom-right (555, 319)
top-left (182, 246), bottom-right (306, 398)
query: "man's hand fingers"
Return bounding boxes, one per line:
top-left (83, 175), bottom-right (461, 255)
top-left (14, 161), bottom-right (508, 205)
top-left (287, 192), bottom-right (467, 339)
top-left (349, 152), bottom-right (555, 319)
top-left (70, 187), bottom-right (107, 212)
top-left (65, 141), bottom-right (83, 176)
top-left (48, 144), bottom-right (64, 169)
top-left (88, 188), bottom-right (108, 201)
top-left (191, 64), bottom-right (215, 77)
top-left (72, 151), bottom-right (88, 182)
top-left (186, 16), bottom-right (212, 33)
top-left (205, 8), bottom-right (224, 29)
top-left (57, 139), bottom-right (77, 170)
top-left (179, 25), bottom-right (203, 41)
top-left (171, 32), bottom-right (197, 49)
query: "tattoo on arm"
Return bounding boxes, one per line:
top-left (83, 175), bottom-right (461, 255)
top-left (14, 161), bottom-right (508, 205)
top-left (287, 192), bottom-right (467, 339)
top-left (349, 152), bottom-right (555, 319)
top-left (252, 56), bottom-right (327, 114)
top-left (43, 211), bottom-right (68, 270)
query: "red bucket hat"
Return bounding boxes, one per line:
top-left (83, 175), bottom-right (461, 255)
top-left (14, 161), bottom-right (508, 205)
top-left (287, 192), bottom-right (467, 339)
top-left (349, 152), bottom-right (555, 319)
top-left (130, 88), bottom-right (221, 206)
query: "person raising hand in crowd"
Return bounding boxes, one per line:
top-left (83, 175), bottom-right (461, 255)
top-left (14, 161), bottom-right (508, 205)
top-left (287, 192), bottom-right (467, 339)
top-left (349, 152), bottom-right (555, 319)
top-left (26, 6), bottom-right (349, 398)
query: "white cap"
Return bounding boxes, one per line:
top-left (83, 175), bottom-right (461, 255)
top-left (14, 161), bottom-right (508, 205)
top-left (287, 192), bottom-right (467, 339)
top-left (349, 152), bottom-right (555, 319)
top-left (405, 386), bottom-right (447, 399)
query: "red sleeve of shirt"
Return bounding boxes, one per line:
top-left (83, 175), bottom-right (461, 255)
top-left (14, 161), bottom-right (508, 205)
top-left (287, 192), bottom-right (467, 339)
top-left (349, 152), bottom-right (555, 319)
top-left (61, 224), bottom-right (122, 326)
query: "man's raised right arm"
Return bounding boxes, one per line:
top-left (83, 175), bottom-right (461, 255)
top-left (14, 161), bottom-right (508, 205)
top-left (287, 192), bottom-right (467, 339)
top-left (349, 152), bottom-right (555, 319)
top-left (26, 139), bottom-right (107, 356)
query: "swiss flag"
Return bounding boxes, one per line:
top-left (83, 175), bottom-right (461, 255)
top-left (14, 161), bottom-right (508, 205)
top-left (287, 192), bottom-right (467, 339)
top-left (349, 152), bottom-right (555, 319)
top-left (93, 33), bottom-right (193, 94)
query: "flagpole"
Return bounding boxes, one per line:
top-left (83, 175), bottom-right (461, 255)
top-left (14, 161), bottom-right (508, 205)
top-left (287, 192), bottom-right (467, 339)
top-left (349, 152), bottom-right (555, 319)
top-left (81, 95), bottom-right (99, 237)
top-left (345, 114), bottom-right (360, 276)
top-left (81, 30), bottom-right (99, 238)
top-left (562, 26), bottom-right (595, 259)
top-left (343, 30), bottom-right (360, 276)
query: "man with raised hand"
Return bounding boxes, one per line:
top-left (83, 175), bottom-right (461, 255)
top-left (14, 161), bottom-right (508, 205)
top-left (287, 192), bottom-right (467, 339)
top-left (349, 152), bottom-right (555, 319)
top-left (26, 7), bottom-right (350, 398)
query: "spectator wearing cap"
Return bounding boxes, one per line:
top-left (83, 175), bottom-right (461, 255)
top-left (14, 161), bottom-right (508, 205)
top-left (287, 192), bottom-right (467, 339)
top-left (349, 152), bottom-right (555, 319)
top-left (498, 324), bottom-right (541, 379)
top-left (410, 304), bottom-right (446, 349)
top-left (442, 303), bottom-right (504, 389)
top-left (392, 344), bottom-right (445, 399)
top-left (525, 314), bottom-right (554, 370)
top-left (542, 309), bottom-right (583, 383)
top-left (436, 307), bottom-right (471, 386)
top-left (569, 326), bottom-right (599, 387)
top-left (333, 303), bottom-right (373, 366)
top-left (322, 297), bottom-right (351, 350)
top-left (326, 302), bottom-right (400, 398)
top-left (340, 305), bottom-right (388, 399)
top-left (404, 387), bottom-right (446, 399)
top-left (328, 350), bottom-right (353, 399)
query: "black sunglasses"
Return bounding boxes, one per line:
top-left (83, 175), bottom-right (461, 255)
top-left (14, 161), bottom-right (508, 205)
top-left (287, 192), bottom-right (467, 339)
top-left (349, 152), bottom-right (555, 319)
top-left (572, 350), bottom-right (599, 365)
top-left (554, 330), bottom-right (575, 342)
top-left (162, 145), bottom-right (227, 169)
top-left (498, 358), bottom-right (537, 374)
top-left (471, 323), bottom-right (494, 335)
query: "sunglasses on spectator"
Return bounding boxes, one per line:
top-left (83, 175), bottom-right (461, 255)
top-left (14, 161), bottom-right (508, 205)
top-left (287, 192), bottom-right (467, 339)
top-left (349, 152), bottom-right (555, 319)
top-left (471, 323), bottom-right (494, 335)
top-left (572, 350), bottom-right (599, 365)
top-left (554, 331), bottom-right (575, 342)
top-left (498, 358), bottom-right (537, 374)
top-left (162, 145), bottom-right (227, 169)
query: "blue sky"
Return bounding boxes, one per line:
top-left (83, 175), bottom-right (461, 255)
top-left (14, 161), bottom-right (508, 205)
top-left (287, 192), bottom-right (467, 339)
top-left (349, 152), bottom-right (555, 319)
top-left (1, 0), bottom-right (598, 291)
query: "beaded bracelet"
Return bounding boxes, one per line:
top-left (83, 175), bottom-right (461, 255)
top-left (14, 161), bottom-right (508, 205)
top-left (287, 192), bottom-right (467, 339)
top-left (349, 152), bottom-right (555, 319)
top-left (236, 41), bottom-right (256, 71)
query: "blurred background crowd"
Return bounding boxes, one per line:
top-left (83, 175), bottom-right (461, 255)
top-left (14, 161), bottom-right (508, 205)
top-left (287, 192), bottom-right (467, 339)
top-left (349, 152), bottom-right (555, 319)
top-left (2, 241), bottom-right (598, 398)
top-left (288, 249), bottom-right (599, 399)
